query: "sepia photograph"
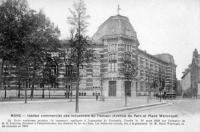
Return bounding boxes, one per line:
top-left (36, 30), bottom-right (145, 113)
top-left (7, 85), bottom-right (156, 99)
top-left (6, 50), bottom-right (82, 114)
top-left (0, 0), bottom-right (200, 132)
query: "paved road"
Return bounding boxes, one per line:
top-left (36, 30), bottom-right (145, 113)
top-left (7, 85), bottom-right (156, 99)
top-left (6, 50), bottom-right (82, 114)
top-left (0, 97), bottom-right (161, 114)
top-left (113, 98), bottom-right (200, 116)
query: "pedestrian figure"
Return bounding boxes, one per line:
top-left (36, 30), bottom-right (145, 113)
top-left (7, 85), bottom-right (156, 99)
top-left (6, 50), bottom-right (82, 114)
top-left (96, 93), bottom-right (98, 101)
top-left (163, 91), bottom-right (166, 100)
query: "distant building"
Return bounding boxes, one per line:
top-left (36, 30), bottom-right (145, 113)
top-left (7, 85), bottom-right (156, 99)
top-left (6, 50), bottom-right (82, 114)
top-left (176, 80), bottom-right (182, 96)
top-left (181, 67), bottom-right (191, 94)
top-left (181, 49), bottom-right (200, 97)
top-left (190, 49), bottom-right (200, 96)
top-left (138, 50), bottom-right (176, 95)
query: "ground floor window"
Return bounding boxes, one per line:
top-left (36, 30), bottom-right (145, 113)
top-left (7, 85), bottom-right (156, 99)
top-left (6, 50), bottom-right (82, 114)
top-left (108, 63), bottom-right (117, 72)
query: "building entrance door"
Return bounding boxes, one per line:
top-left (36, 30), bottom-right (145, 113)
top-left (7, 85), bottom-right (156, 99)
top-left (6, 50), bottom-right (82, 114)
top-left (109, 81), bottom-right (116, 96)
top-left (125, 81), bottom-right (131, 96)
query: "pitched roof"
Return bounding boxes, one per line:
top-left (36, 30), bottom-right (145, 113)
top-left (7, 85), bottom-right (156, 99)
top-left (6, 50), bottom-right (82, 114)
top-left (92, 15), bottom-right (137, 41)
top-left (154, 53), bottom-right (176, 65)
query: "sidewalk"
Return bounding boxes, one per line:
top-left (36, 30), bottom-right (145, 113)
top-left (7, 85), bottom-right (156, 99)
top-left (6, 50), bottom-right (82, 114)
top-left (0, 97), bottom-right (167, 114)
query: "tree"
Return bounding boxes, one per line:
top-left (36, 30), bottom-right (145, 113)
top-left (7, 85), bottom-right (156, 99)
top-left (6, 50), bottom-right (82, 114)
top-left (0, 0), bottom-right (60, 102)
top-left (151, 77), bottom-right (159, 92)
top-left (158, 69), bottom-right (165, 101)
top-left (67, 0), bottom-right (93, 113)
top-left (61, 30), bottom-right (77, 101)
top-left (120, 58), bottom-right (138, 106)
top-left (24, 10), bottom-right (60, 99)
top-left (42, 53), bottom-right (59, 99)
top-left (62, 50), bottom-right (77, 101)
top-left (0, 0), bottom-right (32, 100)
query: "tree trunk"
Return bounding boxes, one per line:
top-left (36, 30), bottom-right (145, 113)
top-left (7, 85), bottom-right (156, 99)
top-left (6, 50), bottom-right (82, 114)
top-left (70, 81), bottom-right (72, 102)
top-left (42, 85), bottom-right (45, 99)
top-left (4, 85), bottom-right (6, 99)
top-left (75, 78), bottom-right (80, 113)
top-left (1, 59), bottom-right (5, 99)
top-left (30, 84), bottom-right (34, 100)
top-left (25, 66), bottom-right (30, 104)
top-left (25, 81), bottom-right (27, 103)
top-left (75, 67), bottom-right (80, 113)
top-left (75, 14), bottom-right (81, 113)
top-left (18, 82), bottom-right (21, 98)
top-left (160, 91), bottom-right (161, 102)
top-left (31, 65), bottom-right (37, 100)
top-left (66, 85), bottom-right (69, 99)
top-left (4, 61), bottom-right (7, 99)
top-left (48, 85), bottom-right (50, 99)
top-left (17, 65), bottom-right (21, 98)
top-left (136, 82), bottom-right (138, 97)
top-left (100, 85), bottom-right (104, 102)
top-left (125, 83), bottom-right (127, 107)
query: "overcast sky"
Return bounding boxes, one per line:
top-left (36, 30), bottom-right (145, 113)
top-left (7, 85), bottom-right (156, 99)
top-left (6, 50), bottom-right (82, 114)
top-left (27, 0), bottom-right (200, 80)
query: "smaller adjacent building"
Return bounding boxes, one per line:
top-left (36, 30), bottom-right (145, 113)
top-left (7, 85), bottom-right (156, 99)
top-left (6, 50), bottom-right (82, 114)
top-left (181, 49), bottom-right (200, 97)
top-left (176, 80), bottom-right (182, 96)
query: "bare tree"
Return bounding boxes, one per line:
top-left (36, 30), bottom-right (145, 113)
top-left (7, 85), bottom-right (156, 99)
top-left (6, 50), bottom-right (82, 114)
top-left (67, 0), bottom-right (93, 113)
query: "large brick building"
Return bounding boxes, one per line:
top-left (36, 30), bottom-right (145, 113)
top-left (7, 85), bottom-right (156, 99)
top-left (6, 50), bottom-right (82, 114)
top-left (61, 14), bottom-right (177, 97)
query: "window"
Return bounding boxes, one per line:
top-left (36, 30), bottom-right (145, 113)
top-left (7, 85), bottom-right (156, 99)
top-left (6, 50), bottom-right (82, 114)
top-left (80, 69), bottom-right (86, 77)
top-left (66, 65), bottom-right (72, 76)
top-left (93, 65), bottom-right (100, 76)
top-left (125, 44), bottom-right (131, 52)
top-left (108, 53), bottom-right (117, 72)
top-left (108, 44), bottom-right (117, 52)
top-left (109, 54), bottom-right (117, 62)
top-left (109, 63), bottom-right (117, 72)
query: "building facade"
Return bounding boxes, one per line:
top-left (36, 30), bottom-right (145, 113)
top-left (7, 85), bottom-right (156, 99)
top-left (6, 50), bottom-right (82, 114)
top-left (181, 68), bottom-right (191, 93)
top-left (181, 49), bottom-right (200, 97)
top-left (191, 49), bottom-right (200, 96)
top-left (61, 14), bottom-right (177, 97)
